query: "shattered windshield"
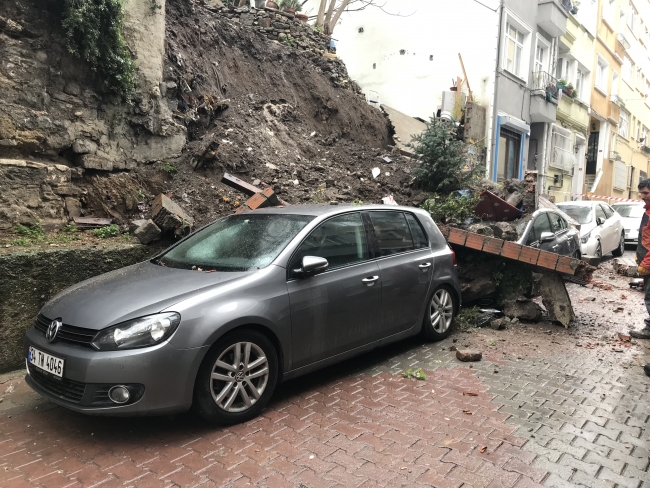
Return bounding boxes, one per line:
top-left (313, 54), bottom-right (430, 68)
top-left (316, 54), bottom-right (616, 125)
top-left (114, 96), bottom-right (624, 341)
top-left (612, 205), bottom-right (644, 218)
top-left (157, 214), bottom-right (314, 271)
top-left (557, 205), bottom-right (592, 224)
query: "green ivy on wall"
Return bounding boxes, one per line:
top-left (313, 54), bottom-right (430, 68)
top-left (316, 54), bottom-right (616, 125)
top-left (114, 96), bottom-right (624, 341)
top-left (61, 0), bottom-right (136, 101)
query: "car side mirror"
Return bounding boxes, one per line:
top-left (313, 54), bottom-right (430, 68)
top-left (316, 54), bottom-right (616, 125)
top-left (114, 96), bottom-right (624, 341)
top-left (294, 256), bottom-right (329, 277)
top-left (540, 232), bottom-right (555, 243)
top-left (596, 217), bottom-right (604, 226)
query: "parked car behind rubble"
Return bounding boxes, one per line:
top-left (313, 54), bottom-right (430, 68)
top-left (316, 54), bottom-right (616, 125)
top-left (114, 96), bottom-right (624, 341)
top-left (515, 208), bottom-right (581, 258)
top-left (24, 205), bottom-right (460, 425)
top-left (556, 201), bottom-right (625, 263)
top-left (612, 201), bottom-right (644, 245)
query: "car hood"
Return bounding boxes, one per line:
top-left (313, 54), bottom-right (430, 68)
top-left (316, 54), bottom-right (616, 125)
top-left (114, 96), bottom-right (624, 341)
top-left (578, 221), bottom-right (596, 235)
top-left (41, 261), bottom-right (253, 330)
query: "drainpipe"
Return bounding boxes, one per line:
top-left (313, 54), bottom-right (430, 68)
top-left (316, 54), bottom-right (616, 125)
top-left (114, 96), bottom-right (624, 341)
top-left (490, 0), bottom-right (506, 181)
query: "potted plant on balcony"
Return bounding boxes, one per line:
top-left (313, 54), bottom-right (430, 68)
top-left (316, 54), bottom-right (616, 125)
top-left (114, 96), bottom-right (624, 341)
top-left (557, 78), bottom-right (567, 91)
top-left (570, 0), bottom-right (580, 15)
top-left (564, 82), bottom-right (574, 97)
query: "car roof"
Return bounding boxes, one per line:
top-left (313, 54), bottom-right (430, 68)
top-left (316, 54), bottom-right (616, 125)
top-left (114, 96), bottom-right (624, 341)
top-left (556, 201), bottom-right (603, 207)
top-left (612, 201), bottom-right (644, 206)
top-left (247, 204), bottom-right (427, 217)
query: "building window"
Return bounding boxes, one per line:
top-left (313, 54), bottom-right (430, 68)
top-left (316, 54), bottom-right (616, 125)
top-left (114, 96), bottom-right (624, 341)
top-left (603, 0), bottom-right (616, 26)
top-left (623, 56), bottom-right (633, 86)
top-left (642, 126), bottom-right (648, 146)
top-left (596, 57), bottom-right (609, 91)
top-left (504, 22), bottom-right (525, 76)
top-left (576, 68), bottom-right (586, 99)
top-left (627, 1), bottom-right (637, 31)
top-left (534, 35), bottom-right (550, 74)
top-left (614, 161), bottom-right (627, 190)
top-left (550, 125), bottom-right (574, 173)
top-left (619, 110), bottom-right (629, 138)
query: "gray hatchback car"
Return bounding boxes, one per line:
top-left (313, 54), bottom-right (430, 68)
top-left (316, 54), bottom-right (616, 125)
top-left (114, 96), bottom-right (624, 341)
top-left (25, 205), bottom-right (460, 424)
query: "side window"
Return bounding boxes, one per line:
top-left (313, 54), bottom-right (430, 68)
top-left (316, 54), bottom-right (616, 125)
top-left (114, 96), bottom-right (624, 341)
top-left (290, 213), bottom-right (368, 271)
top-left (596, 205), bottom-right (607, 221)
top-left (369, 211), bottom-right (414, 256)
top-left (405, 213), bottom-right (429, 249)
top-left (528, 214), bottom-right (552, 245)
top-left (602, 205), bottom-right (614, 219)
top-left (548, 212), bottom-right (564, 233)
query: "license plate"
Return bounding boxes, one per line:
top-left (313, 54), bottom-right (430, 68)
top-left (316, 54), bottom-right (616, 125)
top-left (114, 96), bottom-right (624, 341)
top-left (28, 346), bottom-right (64, 378)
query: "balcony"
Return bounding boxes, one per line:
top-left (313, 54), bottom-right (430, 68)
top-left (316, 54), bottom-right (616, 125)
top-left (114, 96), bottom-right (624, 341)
top-left (607, 98), bottom-right (620, 124)
top-left (538, 0), bottom-right (569, 37)
top-left (530, 71), bottom-right (559, 123)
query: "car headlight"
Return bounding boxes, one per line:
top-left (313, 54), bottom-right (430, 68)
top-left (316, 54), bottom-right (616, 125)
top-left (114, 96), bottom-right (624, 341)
top-left (91, 313), bottom-right (181, 351)
top-left (580, 231), bottom-right (591, 244)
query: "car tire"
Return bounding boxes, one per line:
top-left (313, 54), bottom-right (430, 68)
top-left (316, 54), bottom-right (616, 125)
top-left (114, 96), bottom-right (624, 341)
top-left (193, 330), bottom-right (278, 425)
top-left (421, 286), bottom-right (456, 341)
top-left (612, 233), bottom-right (625, 257)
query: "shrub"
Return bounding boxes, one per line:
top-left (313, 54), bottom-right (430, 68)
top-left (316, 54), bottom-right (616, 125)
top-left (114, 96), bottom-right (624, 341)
top-left (162, 163), bottom-right (178, 175)
top-left (455, 306), bottom-right (482, 331)
top-left (421, 192), bottom-right (478, 224)
top-left (14, 222), bottom-right (45, 238)
top-left (280, 0), bottom-right (302, 12)
top-left (92, 224), bottom-right (120, 238)
top-left (408, 117), bottom-right (482, 194)
top-left (61, 0), bottom-right (136, 101)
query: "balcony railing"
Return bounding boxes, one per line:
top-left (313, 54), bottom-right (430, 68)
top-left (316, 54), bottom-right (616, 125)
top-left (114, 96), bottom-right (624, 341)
top-left (532, 71), bottom-right (559, 100)
top-left (559, 0), bottom-right (573, 13)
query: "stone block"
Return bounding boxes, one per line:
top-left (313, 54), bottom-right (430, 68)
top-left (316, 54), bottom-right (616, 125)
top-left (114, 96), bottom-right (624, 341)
top-left (151, 194), bottom-right (194, 232)
top-left (539, 273), bottom-right (574, 327)
top-left (134, 219), bottom-right (162, 244)
top-left (503, 299), bottom-right (543, 322)
top-left (506, 191), bottom-right (524, 207)
top-left (72, 139), bottom-right (97, 154)
top-left (64, 197), bottom-right (82, 218)
top-left (129, 219), bottom-right (148, 233)
top-left (78, 154), bottom-right (113, 171)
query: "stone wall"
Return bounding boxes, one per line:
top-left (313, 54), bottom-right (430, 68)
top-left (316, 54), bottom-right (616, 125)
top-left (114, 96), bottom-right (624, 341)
top-left (0, 243), bottom-right (164, 372)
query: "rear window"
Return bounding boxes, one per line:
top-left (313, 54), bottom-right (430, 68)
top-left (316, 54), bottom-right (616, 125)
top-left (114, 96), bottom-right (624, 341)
top-left (557, 205), bottom-right (592, 224)
top-left (405, 214), bottom-right (429, 249)
top-left (369, 211), bottom-right (414, 256)
top-left (613, 204), bottom-right (644, 218)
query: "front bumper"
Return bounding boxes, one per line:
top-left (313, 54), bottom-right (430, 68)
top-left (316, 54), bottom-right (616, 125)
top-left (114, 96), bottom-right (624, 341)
top-left (624, 229), bottom-right (639, 243)
top-left (579, 237), bottom-right (599, 259)
top-left (24, 326), bottom-right (209, 416)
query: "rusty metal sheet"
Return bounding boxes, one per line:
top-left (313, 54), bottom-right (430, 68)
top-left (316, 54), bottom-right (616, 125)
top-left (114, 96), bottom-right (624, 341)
top-left (474, 190), bottom-right (523, 221)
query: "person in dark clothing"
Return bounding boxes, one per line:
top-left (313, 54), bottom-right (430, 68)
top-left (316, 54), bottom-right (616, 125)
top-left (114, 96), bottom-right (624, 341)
top-left (631, 179), bottom-right (650, 378)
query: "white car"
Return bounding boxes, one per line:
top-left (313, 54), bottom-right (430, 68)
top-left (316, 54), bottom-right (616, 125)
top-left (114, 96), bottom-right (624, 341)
top-left (612, 202), bottom-right (645, 245)
top-left (556, 201), bottom-right (625, 263)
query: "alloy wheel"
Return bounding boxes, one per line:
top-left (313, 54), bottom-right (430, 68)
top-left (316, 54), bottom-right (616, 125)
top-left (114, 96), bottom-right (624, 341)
top-left (595, 241), bottom-right (602, 259)
top-left (430, 288), bottom-right (454, 333)
top-left (210, 341), bottom-right (269, 413)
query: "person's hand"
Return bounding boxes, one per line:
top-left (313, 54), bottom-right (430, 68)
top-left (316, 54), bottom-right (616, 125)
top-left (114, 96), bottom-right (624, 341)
top-left (638, 265), bottom-right (650, 276)
top-left (636, 255), bottom-right (640, 264)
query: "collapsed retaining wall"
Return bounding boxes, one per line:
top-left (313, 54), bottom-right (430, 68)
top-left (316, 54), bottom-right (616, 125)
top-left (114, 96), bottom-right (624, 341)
top-left (0, 243), bottom-right (163, 372)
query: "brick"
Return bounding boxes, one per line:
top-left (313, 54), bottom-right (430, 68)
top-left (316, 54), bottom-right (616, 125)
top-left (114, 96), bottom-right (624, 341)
top-left (416, 469), bottom-right (463, 488)
top-left (323, 465), bottom-right (368, 487)
top-left (519, 247), bottom-right (540, 265)
top-left (466, 233), bottom-right (486, 250)
top-left (151, 193), bottom-right (194, 231)
top-left (503, 457), bottom-right (547, 483)
top-left (501, 241), bottom-right (522, 260)
top-left (598, 467), bottom-right (641, 488)
top-left (290, 468), bottom-right (338, 487)
top-left (449, 228), bottom-right (468, 246)
top-left (246, 192), bottom-right (270, 210)
top-left (536, 250), bottom-right (558, 270)
top-left (483, 237), bottom-right (504, 255)
top-left (555, 256), bottom-right (579, 275)
top-left (583, 451), bottom-right (625, 474)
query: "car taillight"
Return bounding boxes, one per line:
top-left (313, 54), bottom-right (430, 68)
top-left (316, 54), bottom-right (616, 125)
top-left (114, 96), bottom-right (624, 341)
top-left (451, 249), bottom-right (457, 266)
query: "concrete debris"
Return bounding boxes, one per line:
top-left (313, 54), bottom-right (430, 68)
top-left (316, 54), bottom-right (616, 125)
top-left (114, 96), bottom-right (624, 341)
top-left (134, 219), bottom-right (162, 244)
top-left (460, 276), bottom-right (496, 303)
top-left (151, 194), bottom-right (193, 234)
top-left (490, 317), bottom-right (508, 330)
top-left (539, 273), bottom-right (575, 328)
top-left (613, 257), bottom-right (639, 277)
top-left (128, 219), bottom-right (149, 233)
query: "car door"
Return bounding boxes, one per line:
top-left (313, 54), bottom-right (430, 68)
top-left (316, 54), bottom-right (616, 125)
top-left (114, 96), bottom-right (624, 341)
top-left (603, 203), bottom-right (623, 246)
top-left (595, 204), bottom-right (615, 252)
top-left (547, 212), bottom-right (571, 255)
top-left (526, 213), bottom-right (557, 252)
top-left (287, 212), bottom-right (382, 369)
top-left (367, 211), bottom-right (434, 337)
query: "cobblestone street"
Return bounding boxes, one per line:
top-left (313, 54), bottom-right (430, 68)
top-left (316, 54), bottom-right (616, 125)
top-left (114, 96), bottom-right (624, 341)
top-left (1, 253), bottom-right (650, 488)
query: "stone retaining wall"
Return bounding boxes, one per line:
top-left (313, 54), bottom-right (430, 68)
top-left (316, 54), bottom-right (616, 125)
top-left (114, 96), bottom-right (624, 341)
top-left (0, 243), bottom-right (163, 372)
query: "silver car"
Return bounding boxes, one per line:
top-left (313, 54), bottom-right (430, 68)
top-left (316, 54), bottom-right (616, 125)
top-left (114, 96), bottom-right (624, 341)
top-left (25, 205), bottom-right (460, 424)
top-left (612, 202), bottom-right (644, 245)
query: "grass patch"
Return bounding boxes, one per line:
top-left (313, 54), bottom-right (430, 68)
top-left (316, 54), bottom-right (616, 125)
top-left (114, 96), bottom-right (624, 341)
top-left (402, 367), bottom-right (427, 380)
top-left (92, 224), bottom-right (121, 239)
top-left (455, 306), bottom-right (483, 331)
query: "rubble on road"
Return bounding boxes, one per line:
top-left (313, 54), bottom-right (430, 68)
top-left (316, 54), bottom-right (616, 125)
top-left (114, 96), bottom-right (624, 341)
top-left (502, 298), bottom-right (544, 322)
top-left (456, 350), bottom-right (482, 362)
top-left (613, 257), bottom-right (639, 277)
top-left (151, 194), bottom-right (194, 237)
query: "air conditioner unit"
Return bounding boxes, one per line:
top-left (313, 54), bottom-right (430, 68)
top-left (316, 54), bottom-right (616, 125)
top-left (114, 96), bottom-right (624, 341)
top-left (610, 150), bottom-right (622, 161)
top-left (611, 95), bottom-right (626, 108)
top-left (553, 173), bottom-right (564, 186)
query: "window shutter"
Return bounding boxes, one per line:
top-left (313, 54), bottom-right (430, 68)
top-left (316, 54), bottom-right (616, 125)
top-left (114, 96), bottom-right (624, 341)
top-left (549, 125), bottom-right (574, 172)
top-left (614, 161), bottom-right (627, 190)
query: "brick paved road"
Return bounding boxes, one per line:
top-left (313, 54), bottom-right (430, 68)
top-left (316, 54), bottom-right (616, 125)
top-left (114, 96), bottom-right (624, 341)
top-left (1, 253), bottom-right (649, 487)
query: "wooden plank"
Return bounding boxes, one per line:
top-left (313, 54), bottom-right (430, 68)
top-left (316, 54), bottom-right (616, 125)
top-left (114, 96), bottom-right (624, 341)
top-left (448, 228), bottom-right (468, 246)
top-left (555, 256), bottom-right (578, 275)
top-left (501, 241), bottom-right (522, 260)
top-left (73, 217), bottom-right (112, 227)
top-left (221, 173), bottom-right (260, 196)
top-left (537, 250), bottom-right (559, 270)
top-left (465, 233), bottom-right (485, 251)
top-left (483, 237), bottom-right (504, 255)
top-left (519, 246), bottom-right (540, 265)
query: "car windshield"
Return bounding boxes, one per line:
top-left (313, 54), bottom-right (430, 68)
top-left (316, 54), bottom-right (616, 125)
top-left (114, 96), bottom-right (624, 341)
top-left (557, 205), bottom-right (592, 224)
top-left (157, 214), bottom-right (314, 271)
top-left (612, 205), bottom-right (644, 218)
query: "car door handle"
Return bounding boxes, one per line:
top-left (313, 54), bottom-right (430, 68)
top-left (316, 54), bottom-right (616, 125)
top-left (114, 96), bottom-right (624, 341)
top-left (418, 262), bottom-right (432, 270)
top-left (362, 276), bottom-right (379, 285)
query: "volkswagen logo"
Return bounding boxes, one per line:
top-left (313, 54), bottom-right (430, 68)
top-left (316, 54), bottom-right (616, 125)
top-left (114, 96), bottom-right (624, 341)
top-left (46, 319), bottom-right (63, 343)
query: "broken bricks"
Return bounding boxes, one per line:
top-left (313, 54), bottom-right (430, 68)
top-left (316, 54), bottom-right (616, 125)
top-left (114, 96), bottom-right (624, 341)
top-left (456, 350), bottom-right (482, 362)
top-left (151, 194), bottom-right (194, 235)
